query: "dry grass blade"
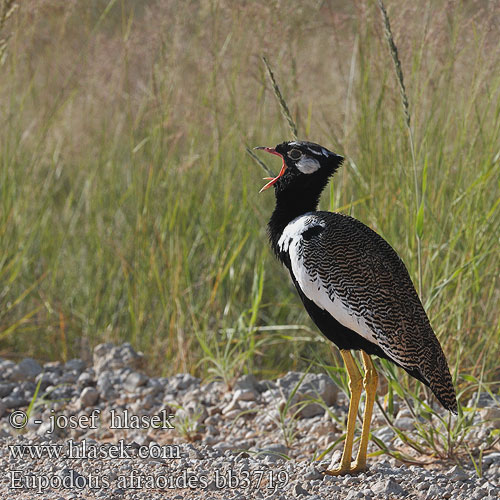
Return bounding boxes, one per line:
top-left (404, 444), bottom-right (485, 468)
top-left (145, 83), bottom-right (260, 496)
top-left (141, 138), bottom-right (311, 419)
top-left (0, 0), bottom-right (17, 64)
top-left (377, 0), bottom-right (411, 129)
top-left (377, 0), bottom-right (422, 296)
top-left (262, 55), bottom-right (298, 140)
top-left (0, 0), bottom-right (16, 26)
top-left (245, 146), bottom-right (276, 177)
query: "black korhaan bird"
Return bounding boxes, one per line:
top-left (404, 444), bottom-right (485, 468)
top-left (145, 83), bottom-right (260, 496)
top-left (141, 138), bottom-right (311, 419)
top-left (256, 140), bottom-right (457, 475)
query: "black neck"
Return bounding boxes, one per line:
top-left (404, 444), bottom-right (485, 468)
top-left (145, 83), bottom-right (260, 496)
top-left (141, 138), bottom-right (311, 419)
top-left (267, 189), bottom-right (322, 258)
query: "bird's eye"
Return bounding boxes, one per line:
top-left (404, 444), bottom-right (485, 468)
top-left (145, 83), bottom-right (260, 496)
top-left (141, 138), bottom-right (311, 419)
top-left (288, 149), bottom-right (302, 160)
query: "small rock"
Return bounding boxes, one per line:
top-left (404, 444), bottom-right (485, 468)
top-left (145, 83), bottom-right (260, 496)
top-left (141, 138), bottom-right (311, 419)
top-left (483, 452), bottom-right (500, 466)
top-left (58, 468), bottom-right (87, 488)
top-left (138, 393), bottom-right (155, 410)
top-left (416, 481), bottom-right (430, 490)
top-left (9, 358), bottom-right (42, 381)
top-left (96, 372), bottom-right (117, 401)
top-left (345, 490), bottom-right (363, 500)
top-left (213, 442), bottom-right (234, 454)
top-left (20, 358), bottom-right (43, 377)
top-left (60, 371), bottom-right (78, 384)
top-left (43, 361), bottom-right (63, 373)
top-left (448, 465), bottom-right (469, 481)
top-left (222, 397), bottom-right (240, 415)
top-left (310, 420), bottom-right (336, 435)
top-left (64, 359), bottom-right (86, 373)
top-left (372, 478), bottom-right (407, 497)
top-left (0, 382), bottom-right (14, 398)
top-left (79, 387), bottom-right (99, 407)
top-left (36, 420), bottom-right (54, 436)
top-left (254, 443), bottom-right (288, 462)
top-left (467, 392), bottom-right (499, 408)
top-left (0, 359), bottom-right (15, 373)
top-left (373, 425), bottom-right (395, 443)
top-left (186, 444), bottom-right (203, 459)
top-left (206, 480), bottom-right (217, 491)
top-left (479, 407), bottom-right (500, 425)
top-left (232, 388), bottom-right (258, 402)
top-left (426, 484), bottom-right (443, 499)
top-left (276, 372), bottom-right (338, 418)
top-left (294, 483), bottom-right (310, 496)
top-left (2, 395), bottom-right (27, 408)
top-left (170, 373), bottom-right (200, 392)
top-left (93, 342), bottom-right (143, 374)
top-left (259, 380), bottom-right (278, 392)
top-left (144, 378), bottom-right (163, 397)
top-left (124, 371), bottom-right (148, 391)
top-left (34, 372), bottom-right (58, 390)
top-left (46, 384), bottom-right (75, 400)
top-left (77, 371), bottom-right (95, 387)
top-left (303, 465), bottom-right (323, 480)
top-left (394, 416), bottom-right (414, 431)
top-left (175, 400), bottom-right (208, 426)
top-left (234, 374), bottom-right (261, 393)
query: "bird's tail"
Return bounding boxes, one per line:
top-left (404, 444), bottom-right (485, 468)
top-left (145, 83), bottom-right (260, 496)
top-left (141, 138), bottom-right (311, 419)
top-left (425, 349), bottom-right (458, 413)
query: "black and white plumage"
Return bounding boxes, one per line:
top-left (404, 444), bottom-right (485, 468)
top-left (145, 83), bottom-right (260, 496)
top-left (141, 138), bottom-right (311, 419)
top-left (257, 140), bottom-right (457, 413)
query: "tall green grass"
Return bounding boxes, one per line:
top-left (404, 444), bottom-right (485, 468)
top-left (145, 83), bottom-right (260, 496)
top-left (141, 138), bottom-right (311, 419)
top-left (0, 0), bottom-right (498, 400)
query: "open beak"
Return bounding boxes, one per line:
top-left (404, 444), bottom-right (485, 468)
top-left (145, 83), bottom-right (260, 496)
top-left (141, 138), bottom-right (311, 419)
top-left (254, 147), bottom-right (287, 193)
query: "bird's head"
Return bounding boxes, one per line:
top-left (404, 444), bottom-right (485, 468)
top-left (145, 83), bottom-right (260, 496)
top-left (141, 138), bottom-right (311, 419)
top-left (255, 141), bottom-right (343, 195)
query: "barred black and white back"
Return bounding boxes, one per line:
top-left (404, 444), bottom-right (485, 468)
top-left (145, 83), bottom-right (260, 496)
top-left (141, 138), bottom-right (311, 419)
top-left (276, 211), bottom-right (457, 412)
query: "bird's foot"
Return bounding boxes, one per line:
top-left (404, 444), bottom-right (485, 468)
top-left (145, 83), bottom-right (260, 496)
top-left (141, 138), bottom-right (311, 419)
top-left (323, 461), bottom-right (367, 476)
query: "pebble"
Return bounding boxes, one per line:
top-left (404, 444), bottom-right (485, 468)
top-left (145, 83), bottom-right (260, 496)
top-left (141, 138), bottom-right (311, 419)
top-left (232, 388), bottom-right (258, 402)
top-left (17, 358), bottom-right (43, 380)
top-left (448, 464), bottom-right (469, 481)
top-left (124, 371), bottom-right (148, 391)
top-left (65, 359), bottom-right (86, 373)
top-left (0, 382), bottom-right (14, 398)
top-left (276, 372), bottom-right (338, 418)
top-left (79, 386), bottom-right (99, 407)
top-left (480, 407), bottom-right (500, 425)
top-left (294, 483), bottom-right (311, 496)
top-left (234, 374), bottom-right (261, 393)
top-left (426, 484), bottom-right (443, 499)
top-left (393, 416), bottom-right (414, 431)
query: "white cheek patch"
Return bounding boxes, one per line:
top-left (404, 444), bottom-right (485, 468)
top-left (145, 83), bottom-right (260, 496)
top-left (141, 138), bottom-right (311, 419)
top-left (296, 157), bottom-right (320, 174)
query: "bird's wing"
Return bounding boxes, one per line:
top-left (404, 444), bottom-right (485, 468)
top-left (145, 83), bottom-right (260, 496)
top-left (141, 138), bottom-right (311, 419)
top-left (280, 212), bottom-right (456, 411)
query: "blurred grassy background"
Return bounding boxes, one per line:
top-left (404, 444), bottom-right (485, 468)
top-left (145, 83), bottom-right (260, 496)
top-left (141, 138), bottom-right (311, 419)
top-left (1, 0), bottom-right (498, 396)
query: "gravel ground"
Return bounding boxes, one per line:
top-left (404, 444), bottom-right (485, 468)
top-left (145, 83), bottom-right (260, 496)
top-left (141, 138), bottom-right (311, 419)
top-left (0, 343), bottom-right (499, 499)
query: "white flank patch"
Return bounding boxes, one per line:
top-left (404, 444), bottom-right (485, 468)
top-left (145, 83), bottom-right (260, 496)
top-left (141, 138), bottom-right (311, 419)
top-left (280, 215), bottom-right (379, 346)
top-left (296, 157), bottom-right (320, 174)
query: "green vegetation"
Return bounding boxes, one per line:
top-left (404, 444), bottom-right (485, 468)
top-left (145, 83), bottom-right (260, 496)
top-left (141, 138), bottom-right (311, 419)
top-left (1, 0), bottom-right (498, 412)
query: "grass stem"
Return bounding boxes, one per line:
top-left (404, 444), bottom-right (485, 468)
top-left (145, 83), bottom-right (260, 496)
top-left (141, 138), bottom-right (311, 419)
top-left (377, 0), bottom-right (423, 297)
top-left (262, 55), bottom-right (299, 140)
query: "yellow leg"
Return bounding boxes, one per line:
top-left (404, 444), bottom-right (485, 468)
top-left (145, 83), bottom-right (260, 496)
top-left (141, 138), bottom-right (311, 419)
top-left (325, 349), bottom-right (363, 475)
top-left (352, 351), bottom-right (378, 473)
